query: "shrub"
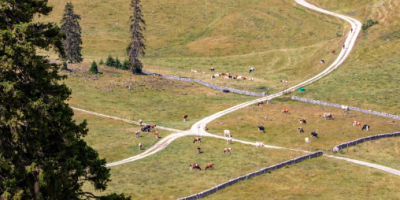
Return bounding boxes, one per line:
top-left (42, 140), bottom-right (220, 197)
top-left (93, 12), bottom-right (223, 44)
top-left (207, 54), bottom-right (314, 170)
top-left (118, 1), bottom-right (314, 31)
top-left (89, 61), bottom-right (99, 73)
top-left (121, 59), bottom-right (130, 70)
top-left (99, 59), bottom-right (104, 65)
top-left (362, 19), bottom-right (379, 31)
top-left (106, 55), bottom-right (115, 67)
top-left (115, 57), bottom-right (122, 69)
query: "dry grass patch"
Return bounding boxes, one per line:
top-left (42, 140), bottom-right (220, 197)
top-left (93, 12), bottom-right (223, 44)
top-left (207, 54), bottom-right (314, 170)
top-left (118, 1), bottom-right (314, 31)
top-left (83, 136), bottom-right (302, 199)
top-left (205, 156), bottom-right (400, 199)
top-left (73, 110), bottom-right (174, 163)
top-left (207, 98), bottom-right (400, 151)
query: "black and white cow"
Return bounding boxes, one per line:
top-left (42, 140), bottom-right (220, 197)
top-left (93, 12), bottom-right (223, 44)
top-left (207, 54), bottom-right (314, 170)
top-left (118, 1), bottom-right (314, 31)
top-left (311, 132), bottom-right (318, 138)
top-left (362, 125), bottom-right (370, 131)
top-left (141, 125), bottom-right (151, 132)
top-left (298, 127), bottom-right (304, 133)
top-left (258, 126), bottom-right (265, 133)
top-left (249, 68), bottom-right (255, 73)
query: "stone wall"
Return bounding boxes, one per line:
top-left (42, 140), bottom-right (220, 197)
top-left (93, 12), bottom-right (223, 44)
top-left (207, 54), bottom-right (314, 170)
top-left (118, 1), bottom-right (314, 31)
top-left (334, 132), bottom-right (400, 152)
top-left (142, 70), bottom-right (266, 97)
top-left (291, 96), bottom-right (400, 120)
top-left (177, 151), bottom-right (323, 200)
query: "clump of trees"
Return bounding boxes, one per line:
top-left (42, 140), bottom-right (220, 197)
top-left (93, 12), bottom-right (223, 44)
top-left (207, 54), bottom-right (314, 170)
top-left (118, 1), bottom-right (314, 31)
top-left (105, 55), bottom-right (130, 70)
top-left (0, 1), bottom-right (129, 199)
top-left (362, 19), bottom-right (379, 31)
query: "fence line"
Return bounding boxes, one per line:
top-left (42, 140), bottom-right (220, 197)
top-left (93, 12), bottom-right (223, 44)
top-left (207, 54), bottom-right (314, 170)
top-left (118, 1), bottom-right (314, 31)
top-left (333, 132), bottom-right (400, 152)
top-left (142, 70), bottom-right (266, 97)
top-left (291, 96), bottom-right (400, 120)
top-left (177, 151), bottom-right (323, 200)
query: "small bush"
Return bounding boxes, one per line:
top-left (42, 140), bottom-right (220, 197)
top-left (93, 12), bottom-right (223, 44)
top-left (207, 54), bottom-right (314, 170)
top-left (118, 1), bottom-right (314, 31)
top-left (339, 149), bottom-right (345, 154)
top-left (121, 59), bottom-right (130, 70)
top-left (89, 61), bottom-right (98, 74)
top-left (115, 57), bottom-right (122, 69)
top-left (362, 19), bottom-right (379, 31)
top-left (106, 55), bottom-right (115, 67)
top-left (99, 59), bottom-right (104, 65)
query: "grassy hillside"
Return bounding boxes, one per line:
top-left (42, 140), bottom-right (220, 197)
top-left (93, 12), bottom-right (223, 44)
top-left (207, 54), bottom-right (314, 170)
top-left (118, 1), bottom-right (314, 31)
top-left (207, 98), bottom-right (400, 151)
top-left (205, 156), bottom-right (400, 199)
top-left (293, 0), bottom-right (400, 114)
top-left (83, 136), bottom-right (302, 199)
top-left (37, 0), bottom-right (346, 92)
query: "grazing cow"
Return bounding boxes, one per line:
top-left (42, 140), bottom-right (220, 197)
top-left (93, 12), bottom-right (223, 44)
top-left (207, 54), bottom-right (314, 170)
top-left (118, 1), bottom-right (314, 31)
top-left (141, 125), bottom-right (151, 132)
top-left (311, 132), bottom-right (318, 138)
top-left (258, 126), bottom-right (265, 133)
top-left (191, 69), bottom-right (195, 73)
top-left (324, 113), bottom-right (333, 120)
top-left (342, 105), bottom-right (349, 111)
top-left (227, 137), bottom-right (233, 144)
top-left (237, 76), bottom-right (242, 79)
top-left (249, 77), bottom-right (254, 81)
top-left (138, 119), bottom-right (143, 126)
top-left (221, 73), bottom-right (227, 76)
top-left (197, 147), bottom-right (201, 154)
top-left (299, 119), bottom-right (306, 124)
top-left (241, 77), bottom-right (246, 80)
top-left (320, 59), bottom-right (325, 64)
top-left (214, 74), bottom-right (220, 77)
top-left (333, 146), bottom-right (339, 153)
top-left (249, 68), bottom-right (255, 73)
top-left (266, 99), bottom-right (271, 104)
top-left (193, 137), bottom-right (202, 143)
top-left (139, 143), bottom-right (142, 150)
top-left (211, 75), bottom-right (215, 79)
top-left (223, 148), bottom-right (232, 154)
top-left (305, 137), bottom-right (311, 144)
top-left (282, 108), bottom-right (290, 114)
top-left (205, 163), bottom-right (214, 170)
top-left (135, 130), bottom-right (140, 138)
top-left (154, 131), bottom-right (159, 138)
top-left (224, 75), bottom-right (230, 79)
top-left (298, 127), bottom-right (304, 133)
top-left (211, 67), bottom-right (215, 71)
top-left (331, 49), bottom-right (336, 54)
top-left (256, 142), bottom-right (264, 148)
top-left (150, 124), bottom-right (157, 130)
top-left (353, 121), bottom-right (361, 127)
top-left (280, 80), bottom-right (288, 83)
top-left (257, 101), bottom-right (264, 106)
top-left (362, 125), bottom-right (370, 131)
top-left (190, 164), bottom-right (201, 170)
top-left (224, 130), bottom-right (231, 137)
top-left (183, 114), bottom-right (188, 121)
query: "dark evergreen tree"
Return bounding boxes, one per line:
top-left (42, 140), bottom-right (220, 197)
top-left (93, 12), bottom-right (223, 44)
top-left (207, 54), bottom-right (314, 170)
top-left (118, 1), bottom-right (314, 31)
top-left (0, 1), bottom-right (129, 199)
top-left (99, 58), bottom-right (104, 65)
top-left (89, 61), bottom-right (99, 73)
top-left (121, 59), bottom-right (130, 70)
top-left (128, 0), bottom-right (146, 74)
top-left (115, 57), bottom-right (122, 69)
top-left (106, 55), bottom-right (115, 67)
top-left (60, 2), bottom-right (83, 63)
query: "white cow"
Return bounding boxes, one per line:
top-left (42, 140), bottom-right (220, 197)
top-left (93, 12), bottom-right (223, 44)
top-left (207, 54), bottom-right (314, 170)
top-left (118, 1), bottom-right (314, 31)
top-left (135, 131), bottom-right (140, 138)
top-left (214, 74), bottom-right (220, 77)
top-left (223, 148), bottom-right (232, 154)
top-left (139, 143), bottom-right (142, 150)
top-left (249, 78), bottom-right (254, 81)
top-left (305, 137), bottom-right (311, 144)
top-left (227, 137), bottom-right (233, 144)
top-left (224, 130), bottom-right (231, 137)
top-left (341, 105), bottom-right (349, 111)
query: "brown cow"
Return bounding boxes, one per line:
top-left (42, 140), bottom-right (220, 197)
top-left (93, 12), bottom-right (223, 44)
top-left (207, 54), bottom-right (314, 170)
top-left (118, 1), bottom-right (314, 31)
top-left (331, 49), bottom-right (336, 54)
top-left (257, 101), bottom-right (264, 106)
top-left (150, 124), bottom-right (157, 130)
top-left (282, 108), bottom-right (289, 114)
top-left (183, 114), bottom-right (188, 121)
top-left (197, 147), bottom-right (201, 154)
top-left (210, 67), bottom-right (215, 72)
top-left (190, 164), bottom-right (201, 170)
top-left (139, 143), bottom-right (142, 150)
top-left (353, 121), bottom-right (361, 127)
top-left (135, 130), bottom-right (140, 138)
top-left (223, 148), bottom-right (232, 154)
top-left (205, 163), bottom-right (214, 170)
top-left (138, 119), bottom-right (143, 126)
top-left (193, 137), bottom-right (202, 143)
top-left (299, 119), bottom-right (306, 124)
top-left (154, 131), bottom-right (159, 138)
top-left (241, 77), bottom-right (246, 80)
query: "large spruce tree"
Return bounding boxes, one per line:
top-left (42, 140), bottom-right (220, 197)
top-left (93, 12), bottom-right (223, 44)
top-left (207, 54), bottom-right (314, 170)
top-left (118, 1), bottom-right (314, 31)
top-left (128, 0), bottom-right (146, 74)
top-left (0, 1), bottom-right (128, 199)
top-left (60, 2), bottom-right (83, 63)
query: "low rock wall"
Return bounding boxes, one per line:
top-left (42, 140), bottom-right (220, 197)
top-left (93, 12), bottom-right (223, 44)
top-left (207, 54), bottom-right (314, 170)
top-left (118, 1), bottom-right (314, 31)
top-left (142, 70), bottom-right (266, 97)
top-left (334, 132), bottom-right (400, 152)
top-left (177, 151), bottom-right (323, 200)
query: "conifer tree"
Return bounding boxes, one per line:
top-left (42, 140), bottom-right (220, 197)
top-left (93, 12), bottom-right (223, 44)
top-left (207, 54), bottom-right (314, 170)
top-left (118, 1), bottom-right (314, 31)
top-left (122, 59), bottom-right (130, 70)
top-left (89, 61), bottom-right (99, 73)
top-left (0, 1), bottom-right (128, 199)
top-left (128, 0), bottom-right (146, 74)
top-left (99, 58), bottom-right (104, 65)
top-left (106, 55), bottom-right (115, 67)
top-left (60, 2), bottom-right (83, 63)
top-left (115, 57), bottom-right (122, 69)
